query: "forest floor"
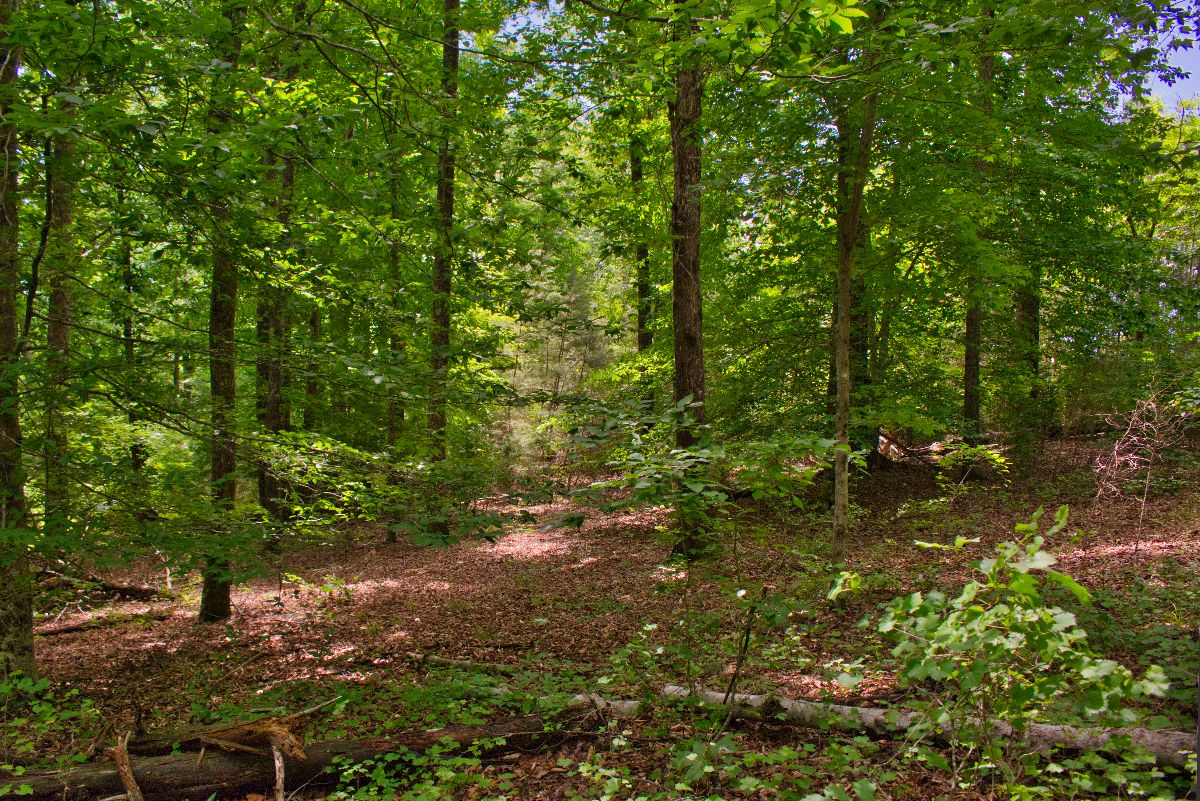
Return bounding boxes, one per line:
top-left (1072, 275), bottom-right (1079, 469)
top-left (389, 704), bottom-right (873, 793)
top-left (18, 435), bottom-right (1200, 800)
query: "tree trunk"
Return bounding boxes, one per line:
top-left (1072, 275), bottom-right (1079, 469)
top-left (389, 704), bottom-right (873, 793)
top-left (201, 1), bottom-right (245, 623)
top-left (385, 175), bottom-right (406, 449)
top-left (0, 0), bottom-right (32, 677)
top-left (427, 0), bottom-right (458, 466)
top-left (964, 38), bottom-right (994, 441)
top-left (831, 94), bottom-right (879, 562)
top-left (1014, 273), bottom-right (1041, 397)
top-left (963, 276), bottom-right (982, 439)
top-left (120, 190), bottom-right (146, 473)
top-left (667, 62), bottom-right (706, 560)
top-left (630, 136), bottom-right (653, 355)
top-left (303, 308), bottom-right (320, 431)
top-left (668, 67), bottom-right (705, 450)
top-left (43, 130), bottom-right (75, 539)
top-left (256, 154), bottom-right (293, 525)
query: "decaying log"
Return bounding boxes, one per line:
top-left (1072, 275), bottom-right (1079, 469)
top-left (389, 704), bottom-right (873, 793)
top-left (7, 686), bottom-right (1192, 801)
top-left (431, 657), bottom-right (1196, 769)
top-left (655, 686), bottom-right (1196, 768)
top-left (8, 714), bottom-right (579, 801)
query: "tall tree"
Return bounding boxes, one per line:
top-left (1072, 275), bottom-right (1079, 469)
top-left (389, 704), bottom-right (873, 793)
top-left (668, 50), bottom-right (705, 451)
top-left (200, 0), bottom-right (246, 623)
top-left (42, 125), bottom-right (77, 542)
top-left (428, 0), bottom-right (459, 467)
top-left (0, 0), bottom-right (32, 677)
top-left (830, 90), bottom-right (879, 560)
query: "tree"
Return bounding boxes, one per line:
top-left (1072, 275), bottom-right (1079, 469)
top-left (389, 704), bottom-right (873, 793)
top-left (200, 0), bottom-right (247, 623)
top-left (0, 0), bottom-right (32, 677)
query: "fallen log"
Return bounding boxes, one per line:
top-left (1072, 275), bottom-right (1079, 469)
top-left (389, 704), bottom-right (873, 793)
top-left (9, 687), bottom-right (1192, 801)
top-left (657, 685), bottom-right (1197, 768)
top-left (7, 714), bottom-right (581, 801)
top-left (423, 655), bottom-right (1197, 768)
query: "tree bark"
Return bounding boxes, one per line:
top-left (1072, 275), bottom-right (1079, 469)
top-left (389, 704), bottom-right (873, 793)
top-left (201, 0), bottom-right (246, 623)
top-left (44, 130), bottom-right (76, 539)
top-left (667, 62), bottom-right (707, 560)
top-left (256, 154), bottom-right (294, 525)
top-left (385, 174), bottom-right (406, 449)
top-left (303, 308), bottom-right (320, 431)
top-left (964, 34), bottom-right (994, 441)
top-left (427, 0), bottom-right (458, 466)
top-left (831, 94), bottom-right (879, 561)
top-left (630, 135), bottom-right (652, 355)
top-left (1014, 270), bottom-right (1041, 397)
top-left (668, 67), bottom-right (705, 450)
top-left (0, 0), bottom-right (32, 677)
top-left (120, 189), bottom-right (146, 473)
top-left (963, 275), bottom-right (982, 439)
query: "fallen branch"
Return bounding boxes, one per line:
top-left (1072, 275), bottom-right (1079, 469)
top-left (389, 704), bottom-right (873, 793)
top-left (127, 698), bottom-right (336, 757)
top-left (104, 735), bottom-right (144, 801)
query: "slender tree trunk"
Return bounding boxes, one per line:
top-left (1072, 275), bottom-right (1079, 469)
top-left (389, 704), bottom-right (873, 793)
top-left (385, 174), bottom-right (406, 449)
top-left (630, 136), bottom-right (653, 355)
top-left (200, 1), bottom-right (245, 623)
top-left (963, 277), bottom-right (982, 437)
top-left (668, 62), bottom-right (706, 559)
top-left (0, 0), bottom-right (33, 677)
top-left (119, 190), bottom-right (145, 472)
top-left (964, 37), bottom-right (994, 441)
top-left (427, 0), bottom-right (458, 466)
top-left (43, 131), bottom-right (75, 538)
top-left (256, 154), bottom-right (293, 525)
top-left (384, 171), bottom-right (405, 544)
top-left (831, 95), bottom-right (879, 562)
top-left (1014, 269), bottom-right (1041, 396)
top-left (303, 309), bottom-right (320, 431)
top-left (668, 67), bottom-right (705, 448)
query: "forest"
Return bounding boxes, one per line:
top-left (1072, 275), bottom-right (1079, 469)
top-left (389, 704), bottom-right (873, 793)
top-left (0, 0), bottom-right (1198, 799)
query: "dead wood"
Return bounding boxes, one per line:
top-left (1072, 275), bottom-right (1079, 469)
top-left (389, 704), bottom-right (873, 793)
top-left (416, 655), bottom-right (1196, 767)
top-left (656, 685), bottom-right (1196, 768)
top-left (104, 735), bottom-right (144, 801)
top-left (127, 699), bottom-right (334, 757)
top-left (9, 714), bottom-right (580, 801)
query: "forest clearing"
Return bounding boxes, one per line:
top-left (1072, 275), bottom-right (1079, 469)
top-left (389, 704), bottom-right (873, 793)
top-left (1, 0), bottom-right (1199, 799)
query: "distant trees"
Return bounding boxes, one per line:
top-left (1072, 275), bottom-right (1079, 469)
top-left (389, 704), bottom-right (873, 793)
top-left (0, 0), bottom-right (1195, 674)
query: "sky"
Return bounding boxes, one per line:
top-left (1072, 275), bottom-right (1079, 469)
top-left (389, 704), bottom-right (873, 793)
top-left (1150, 43), bottom-right (1200, 107)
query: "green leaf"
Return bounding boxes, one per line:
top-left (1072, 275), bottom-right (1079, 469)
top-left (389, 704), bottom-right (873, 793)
top-left (1045, 570), bottom-right (1091, 605)
top-left (828, 14), bottom-right (854, 34)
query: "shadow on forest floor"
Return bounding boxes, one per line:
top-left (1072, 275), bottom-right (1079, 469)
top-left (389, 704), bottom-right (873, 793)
top-left (26, 437), bottom-right (1200, 795)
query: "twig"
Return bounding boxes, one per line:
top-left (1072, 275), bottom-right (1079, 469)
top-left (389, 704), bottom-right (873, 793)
top-left (271, 744), bottom-right (286, 801)
top-left (719, 589), bottom-right (763, 733)
top-left (106, 733), bottom-right (145, 801)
